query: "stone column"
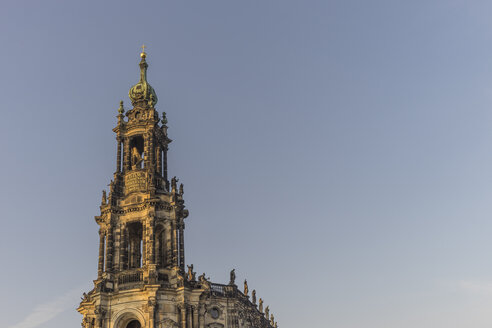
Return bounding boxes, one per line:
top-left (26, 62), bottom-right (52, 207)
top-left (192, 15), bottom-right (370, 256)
top-left (179, 304), bottom-right (187, 328)
top-left (161, 227), bottom-right (167, 267)
top-left (165, 222), bottom-right (172, 267)
top-left (179, 222), bottom-right (185, 271)
top-left (149, 223), bottom-right (155, 265)
top-left (135, 235), bottom-right (142, 268)
top-left (155, 229), bottom-right (161, 267)
top-left (144, 133), bottom-right (149, 169)
top-left (142, 223), bottom-right (147, 267)
top-left (163, 146), bottom-right (168, 189)
top-left (97, 229), bottom-right (105, 278)
top-left (95, 307), bottom-right (105, 328)
top-left (113, 226), bottom-right (120, 271)
top-left (129, 235), bottom-right (136, 268)
top-left (124, 137), bottom-right (131, 172)
top-left (119, 225), bottom-right (127, 270)
top-left (172, 221), bottom-right (178, 267)
top-left (156, 145), bottom-right (162, 176)
top-left (149, 133), bottom-right (154, 171)
top-left (105, 225), bottom-right (113, 273)
top-left (187, 305), bottom-right (193, 328)
top-left (116, 138), bottom-right (122, 172)
top-left (198, 304), bottom-right (205, 328)
top-left (148, 299), bottom-right (156, 328)
top-left (192, 305), bottom-right (199, 328)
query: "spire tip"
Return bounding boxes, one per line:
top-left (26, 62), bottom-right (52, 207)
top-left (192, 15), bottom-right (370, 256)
top-left (140, 44), bottom-right (147, 59)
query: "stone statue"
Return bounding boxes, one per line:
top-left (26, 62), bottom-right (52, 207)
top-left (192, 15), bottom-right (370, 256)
top-left (162, 112), bottom-right (168, 125)
top-left (259, 298), bottom-right (263, 312)
top-left (274, 322), bottom-right (278, 328)
top-left (270, 314), bottom-right (274, 325)
top-left (179, 183), bottom-right (184, 195)
top-left (198, 273), bottom-right (210, 289)
top-left (229, 269), bottom-right (236, 285)
top-left (187, 264), bottom-right (194, 281)
top-left (101, 190), bottom-right (107, 205)
top-left (244, 279), bottom-right (248, 296)
top-left (265, 306), bottom-right (269, 319)
top-left (252, 289), bottom-right (256, 304)
top-left (171, 176), bottom-right (178, 192)
top-left (198, 273), bottom-right (208, 282)
top-left (131, 147), bottom-right (143, 169)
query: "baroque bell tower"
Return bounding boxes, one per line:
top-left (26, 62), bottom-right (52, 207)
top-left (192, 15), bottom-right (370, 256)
top-left (78, 48), bottom-right (189, 328)
top-left (78, 49), bottom-right (278, 328)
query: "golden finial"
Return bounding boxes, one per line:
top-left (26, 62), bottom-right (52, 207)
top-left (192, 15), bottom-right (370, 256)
top-left (140, 44), bottom-right (147, 58)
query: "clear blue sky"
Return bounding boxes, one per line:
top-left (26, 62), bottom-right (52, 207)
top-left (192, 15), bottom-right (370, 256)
top-left (2, 1), bottom-right (492, 327)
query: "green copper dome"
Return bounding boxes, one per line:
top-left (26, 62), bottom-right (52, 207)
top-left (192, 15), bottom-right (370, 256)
top-left (129, 51), bottom-right (158, 106)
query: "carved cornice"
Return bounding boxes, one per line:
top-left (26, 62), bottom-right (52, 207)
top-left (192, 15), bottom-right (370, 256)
top-left (99, 201), bottom-right (173, 216)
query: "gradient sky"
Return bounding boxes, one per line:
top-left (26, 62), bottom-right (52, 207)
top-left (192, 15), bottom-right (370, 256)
top-left (2, 1), bottom-right (492, 327)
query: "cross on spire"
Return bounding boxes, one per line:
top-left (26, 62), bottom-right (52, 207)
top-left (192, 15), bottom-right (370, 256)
top-left (140, 44), bottom-right (147, 59)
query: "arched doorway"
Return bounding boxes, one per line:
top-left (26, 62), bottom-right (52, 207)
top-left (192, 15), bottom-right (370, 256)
top-left (126, 320), bottom-right (141, 328)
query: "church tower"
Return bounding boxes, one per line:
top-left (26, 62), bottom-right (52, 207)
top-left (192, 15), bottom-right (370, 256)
top-left (78, 49), bottom-right (278, 328)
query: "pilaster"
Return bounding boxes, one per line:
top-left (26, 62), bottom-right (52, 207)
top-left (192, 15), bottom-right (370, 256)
top-left (179, 222), bottom-right (185, 271)
top-left (179, 304), bottom-right (187, 328)
top-left (97, 229), bottom-right (105, 278)
top-left (123, 137), bottom-right (130, 172)
top-left (105, 224), bottom-right (113, 273)
top-left (116, 137), bottom-right (122, 172)
top-left (172, 220), bottom-right (178, 267)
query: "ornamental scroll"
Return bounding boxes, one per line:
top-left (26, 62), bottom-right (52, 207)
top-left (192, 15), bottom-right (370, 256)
top-left (124, 171), bottom-right (147, 194)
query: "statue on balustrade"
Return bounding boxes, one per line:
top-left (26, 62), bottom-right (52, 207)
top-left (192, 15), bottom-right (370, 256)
top-left (187, 264), bottom-right (196, 281)
top-left (171, 176), bottom-right (178, 192)
top-left (198, 273), bottom-right (209, 282)
top-left (244, 279), bottom-right (249, 296)
top-left (101, 190), bottom-right (106, 205)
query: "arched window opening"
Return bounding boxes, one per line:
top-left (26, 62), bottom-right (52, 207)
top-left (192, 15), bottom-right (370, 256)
top-left (127, 222), bottom-right (143, 269)
top-left (126, 320), bottom-right (141, 328)
top-left (155, 225), bottom-right (167, 267)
